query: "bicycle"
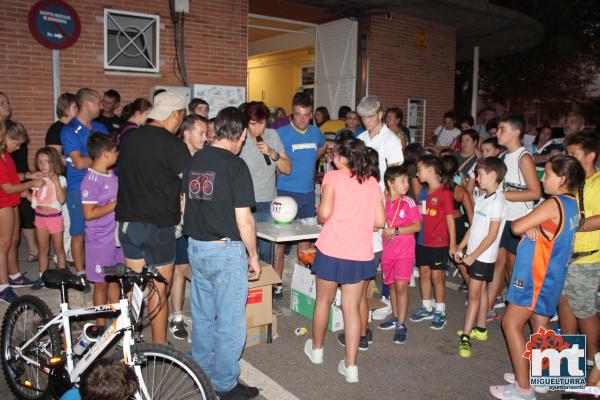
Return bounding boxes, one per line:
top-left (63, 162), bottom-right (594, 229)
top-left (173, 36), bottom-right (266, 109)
top-left (1, 264), bottom-right (216, 400)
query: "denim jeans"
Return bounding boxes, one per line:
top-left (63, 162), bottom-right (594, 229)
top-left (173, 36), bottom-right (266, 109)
top-left (188, 239), bottom-right (248, 393)
top-left (253, 201), bottom-right (273, 263)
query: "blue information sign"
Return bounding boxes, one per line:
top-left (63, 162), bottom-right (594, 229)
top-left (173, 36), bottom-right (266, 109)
top-left (28, 0), bottom-right (81, 50)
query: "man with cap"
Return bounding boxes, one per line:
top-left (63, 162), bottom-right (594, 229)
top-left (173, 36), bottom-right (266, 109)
top-left (116, 92), bottom-right (190, 344)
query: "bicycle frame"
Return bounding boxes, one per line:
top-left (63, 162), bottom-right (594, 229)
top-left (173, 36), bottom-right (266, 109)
top-left (15, 297), bottom-right (134, 383)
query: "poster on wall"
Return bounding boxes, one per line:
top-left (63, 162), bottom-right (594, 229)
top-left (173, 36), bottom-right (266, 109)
top-left (191, 85), bottom-right (246, 119)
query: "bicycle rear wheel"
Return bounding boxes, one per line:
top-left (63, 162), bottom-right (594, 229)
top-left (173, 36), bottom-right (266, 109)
top-left (132, 343), bottom-right (216, 400)
top-left (1, 295), bottom-right (63, 400)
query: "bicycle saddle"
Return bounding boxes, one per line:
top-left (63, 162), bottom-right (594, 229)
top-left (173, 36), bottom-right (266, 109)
top-left (42, 269), bottom-right (86, 291)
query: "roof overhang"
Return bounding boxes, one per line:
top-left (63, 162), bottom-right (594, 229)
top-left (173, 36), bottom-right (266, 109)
top-left (286, 0), bottom-right (544, 62)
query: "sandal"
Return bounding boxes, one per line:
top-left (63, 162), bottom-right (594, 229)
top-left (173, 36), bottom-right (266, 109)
top-left (26, 253), bottom-right (39, 263)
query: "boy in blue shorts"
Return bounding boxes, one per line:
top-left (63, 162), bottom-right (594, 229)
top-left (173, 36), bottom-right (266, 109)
top-left (61, 88), bottom-right (109, 291)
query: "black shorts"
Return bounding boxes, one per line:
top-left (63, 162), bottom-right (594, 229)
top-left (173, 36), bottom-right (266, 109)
top-left (468, 260), bottom-right (495, 282)
top-left (416, 245), bottom-right (448, 270)
top-left (499, 220), bottom-right (521, 255)
top-left (19, 197), bottom-right (35, 229)
top-left (118, 221), bottom-right (176, 268)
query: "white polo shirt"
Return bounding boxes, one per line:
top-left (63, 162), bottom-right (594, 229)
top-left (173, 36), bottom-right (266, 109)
top-left (358, 124), bottom-right (404, 191)
top-left (467, 191), bottom-right (507, 263)
top-left (358, 124), bottom-right (404, 253)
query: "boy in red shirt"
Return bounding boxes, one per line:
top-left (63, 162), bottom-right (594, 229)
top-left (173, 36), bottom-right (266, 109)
top-left (409, 155), bottom-right (456, 330)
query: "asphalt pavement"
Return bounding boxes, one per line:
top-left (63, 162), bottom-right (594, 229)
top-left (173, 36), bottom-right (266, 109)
top-left (0, 247), bottom-right (567, 400)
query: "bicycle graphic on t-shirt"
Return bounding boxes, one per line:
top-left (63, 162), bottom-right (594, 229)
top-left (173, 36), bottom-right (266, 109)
top-left (188, 170), bottom-right (215, 201)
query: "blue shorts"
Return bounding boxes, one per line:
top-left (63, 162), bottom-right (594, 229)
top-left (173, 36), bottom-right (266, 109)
top-left (66, 188), bottom-right (84, 236)
top-left (175, 235), bottom-right (190, 265)
top-left (118, 221), bottom-right (176, 268)
top-left (276, 189), bottom-right (316, 219)
top-left (312, 249), bottom-right (376, 285)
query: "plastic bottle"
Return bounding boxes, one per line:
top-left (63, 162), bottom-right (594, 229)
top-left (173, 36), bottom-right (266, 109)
top-left (72, 323), bottom-right (100, 356)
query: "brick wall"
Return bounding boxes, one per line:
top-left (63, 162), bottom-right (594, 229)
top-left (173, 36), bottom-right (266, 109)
top-left (0, 0), bottom-right (248, 166)
top-left (367, 14), bottom-right (456, 144)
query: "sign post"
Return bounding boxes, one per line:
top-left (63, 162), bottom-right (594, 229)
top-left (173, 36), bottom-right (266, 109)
top-left (28, 0), bottom-right (80, 119)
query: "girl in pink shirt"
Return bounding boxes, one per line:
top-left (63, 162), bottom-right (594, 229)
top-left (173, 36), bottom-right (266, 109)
top-left (304, 136), bottom-right (385, 383)
top-left (30, 147), bottom-right (67, 289)
top-left (380, 166), bottom-right (421, 344)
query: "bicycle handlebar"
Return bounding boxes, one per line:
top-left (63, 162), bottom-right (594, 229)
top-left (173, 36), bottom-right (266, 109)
top-left (101, 263), bottom-right (168, 285)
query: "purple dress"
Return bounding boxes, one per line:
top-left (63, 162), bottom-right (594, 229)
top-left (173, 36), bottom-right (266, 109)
top-left (81, 169), bottom-right (124, 283)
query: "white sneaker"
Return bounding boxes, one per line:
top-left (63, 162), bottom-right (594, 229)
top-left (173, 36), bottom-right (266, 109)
top-left (409, 274), bottom-right (416, 287)
top-left (338, 360), bottom-right (358, 383)
top-left (503, 372), bottom-right (548, 394)
top-left (304, 339), bottom-right (323, 364)
top-left (372, 297), bottom-right (392, 320)
top-left (413, 267), bottom-right (419, 278)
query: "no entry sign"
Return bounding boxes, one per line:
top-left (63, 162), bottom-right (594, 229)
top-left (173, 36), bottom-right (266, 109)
top-left (28, 0), bottom-right (81, 50)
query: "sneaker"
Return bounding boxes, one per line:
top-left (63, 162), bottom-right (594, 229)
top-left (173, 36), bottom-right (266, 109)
top-left (338, 360), bottom-right (358, 383)
top-left (409, 274), bottom-right (416, 287)
top-left (487, 310), bottom-right (500, 322)
top-left (550, 313), bottom-right (558, 322)
top-left (8, 274), bottom-right (34, 288)
top-left (490, 382), bottom-right (536, 399)
top-left (393, 323), bottom-right (407, 344)
top-left (304, 339), bottom-right (323, 364)
top-left (456, 328), bottom-right (488, 341)
top-left (169, 317), bottom-right (188, 340)
top-left (31, 278), bottom-right (45, 291)
top-left (378, 317), bottom-right (397, 330)
top-left (409, 306), bottom-right (434, 322)
top-left (337, 332), bottom-right (369, 351)
top-left (77, 274), bottom-right (91, 293)
top-left (494, 295), bottom-right (506, 309)
top-left (216, 381), bottom-right (260, 400)
top-left (430, 311), bottom-right (446, 330)
top-left (459, 281), bottom-right (468, 292)
top-left (366, 328), bottom-right (373, 344)
top-left (272, 285), bottom-right (283, 301)
top-left (503, 372), bottom-right (548, 394)
top-left (372, 297), bottom-right (392, 320)
top-left (0, 287), bottom-right (18, 304)
top-left (458, 334), bottom-right (471, 358)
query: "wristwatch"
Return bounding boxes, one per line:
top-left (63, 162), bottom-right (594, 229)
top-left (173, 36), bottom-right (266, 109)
top-left (394, 227), bottom-right (400, 235)
top-left (271, 152), bottom-right (281, 162)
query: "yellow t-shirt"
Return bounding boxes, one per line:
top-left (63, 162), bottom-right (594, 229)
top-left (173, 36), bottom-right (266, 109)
top-left (573, 171), bottom-right (600, 264)
top-left (319, 120), bottom-right (345, 135)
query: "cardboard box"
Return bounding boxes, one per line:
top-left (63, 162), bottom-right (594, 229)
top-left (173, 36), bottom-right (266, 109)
top-left (246, 262), bottom-right (281, 328)
top-left (183, 261), bottom-right (281, 329)
top-left (290, 264), bottom-right (386, 332)
top-left (245, 316), bottom-right (278, 349)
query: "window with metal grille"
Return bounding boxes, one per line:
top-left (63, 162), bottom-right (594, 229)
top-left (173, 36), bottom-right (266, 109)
top-left (104, 9), bottom-right (159, 73)
top-left (407, 99), bottom-right (426, 145)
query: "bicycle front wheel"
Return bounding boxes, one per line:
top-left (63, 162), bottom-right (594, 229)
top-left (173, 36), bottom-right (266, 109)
top-left (132, 343), bottom-right (216, 400)
top-left (1, 295), bottom-right (63, 400)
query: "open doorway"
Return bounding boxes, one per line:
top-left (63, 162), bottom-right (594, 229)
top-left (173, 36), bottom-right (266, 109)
top-left (248, 14), bottom-right (358, 118)
top-left (248, 14), bottom-right (316, 115)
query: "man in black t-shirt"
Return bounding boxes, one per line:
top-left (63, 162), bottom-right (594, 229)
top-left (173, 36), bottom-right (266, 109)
top-left (116, 92), bottom-right (189, 344)
top-left (94, 89), bottom-right (122, 136)
top-left (45, 92), bottom-right (77, 159)
top-left (182, 107), bottom-right (260, 400)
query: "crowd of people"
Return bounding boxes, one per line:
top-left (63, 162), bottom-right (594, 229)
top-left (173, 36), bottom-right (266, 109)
top-left (0, 86), bottom-right (598, 400)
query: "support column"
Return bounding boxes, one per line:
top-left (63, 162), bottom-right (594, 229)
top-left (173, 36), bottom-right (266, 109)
top-left (471, 45), bottom-right (479, 120)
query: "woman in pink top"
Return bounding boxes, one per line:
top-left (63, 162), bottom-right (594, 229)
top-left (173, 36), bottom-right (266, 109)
top-left (304, 136), bottom-right (385, 383)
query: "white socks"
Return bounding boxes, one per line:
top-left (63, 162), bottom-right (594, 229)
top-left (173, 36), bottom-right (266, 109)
top-left (435, 303), bottom-right (446, 313)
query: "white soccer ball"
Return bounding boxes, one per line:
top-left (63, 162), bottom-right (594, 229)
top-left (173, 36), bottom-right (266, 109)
top-left (270, 196), bottom-right (298, 224)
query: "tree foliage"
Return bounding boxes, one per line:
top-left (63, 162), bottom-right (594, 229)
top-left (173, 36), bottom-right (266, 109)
top-left (479, 0), bottom-right (600, 103)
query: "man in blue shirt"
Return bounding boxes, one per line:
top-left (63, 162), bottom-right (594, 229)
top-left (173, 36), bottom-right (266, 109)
top-left (61, 88), bottom-right (108, 290)
top-left (274, 92), bottom-right (326, 296)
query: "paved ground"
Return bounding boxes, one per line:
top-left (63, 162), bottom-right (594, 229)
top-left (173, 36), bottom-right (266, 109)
top-left (0, 246), bottom-right (569, 399)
